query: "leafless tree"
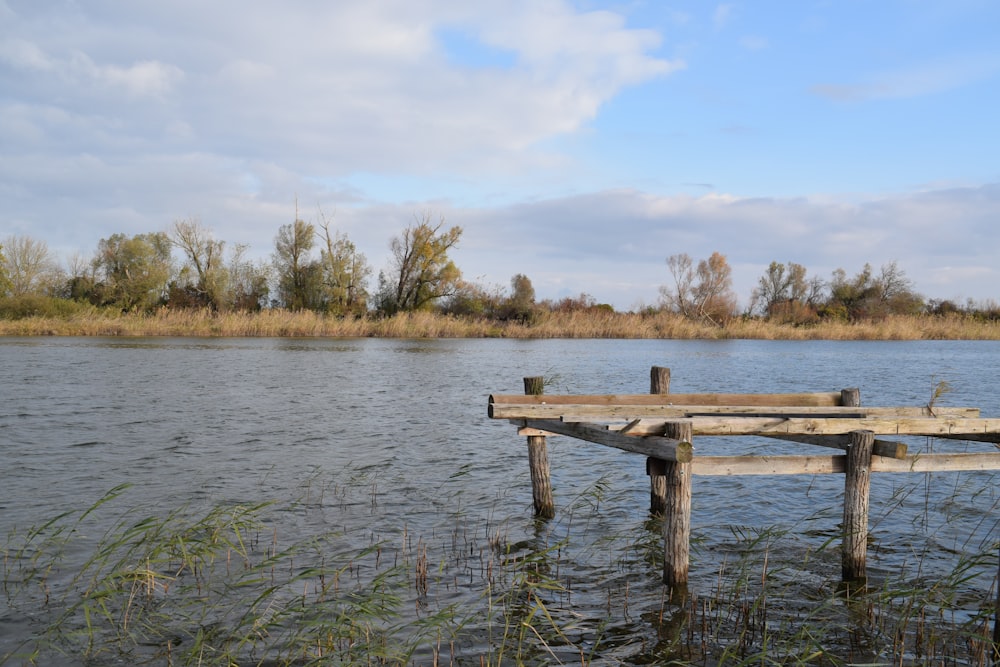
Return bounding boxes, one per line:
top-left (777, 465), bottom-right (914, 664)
top-left (2, 234), bottom-right (62, 296)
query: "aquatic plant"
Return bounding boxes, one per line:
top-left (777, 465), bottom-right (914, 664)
top-left (2, 467), bottom-right (997, 665)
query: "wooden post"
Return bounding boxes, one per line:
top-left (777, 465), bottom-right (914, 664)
top-left (524, 376), bottom-right (554, 519)
top-left (648, 366), bottom-right (671, 514)
top-left (841, 387), bottom-right (861, 407)
top-left (662, 420), bottom-right (692, 587)
top-left (650, 366), bottom-right (671, 394)
top-left (842, 429), bottom-right (874, 582)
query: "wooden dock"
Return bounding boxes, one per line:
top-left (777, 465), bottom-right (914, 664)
top-left (489, 367), bottom-right (1000, 587)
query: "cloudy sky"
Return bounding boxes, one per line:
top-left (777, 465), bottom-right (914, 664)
top-left (3, 1), bottom-right (999, 310)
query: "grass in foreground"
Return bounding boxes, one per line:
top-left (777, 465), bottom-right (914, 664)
top-left (3, 475), bottom-right (997, 666)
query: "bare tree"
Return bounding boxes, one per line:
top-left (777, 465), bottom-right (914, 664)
top-left (876, 260), bottom-right (923, 315)
top-left (661, 252), bottom-right (736, 323)
top-left (2, 234), bottom-right (62, 296)
top-left (317, 211), bottom-right (371, 316)
top-left (171, 219), bottom-right (227, 309)
top-left (660, 253), bottom-right (696, 317)
top-left (692, 251), bottom-right (737, 324)
top-left (0, 243), bottom-right (10, 296)
top-left (751, 261), bottom-right (824, 318)
top-left (226, 244), bottom-right (270, 311)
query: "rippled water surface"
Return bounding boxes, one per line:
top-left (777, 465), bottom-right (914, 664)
top-left (2, 336), bottom-right (998, 664)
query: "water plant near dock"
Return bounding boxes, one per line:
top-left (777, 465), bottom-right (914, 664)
top-left (2, 470), bottom-right (997, 665)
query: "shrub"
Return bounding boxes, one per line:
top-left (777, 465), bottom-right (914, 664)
top-left (0, 295), bottom-right (86, 319)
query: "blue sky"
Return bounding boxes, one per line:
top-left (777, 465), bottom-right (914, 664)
top-left (2, 0), bottom-right (999, 310)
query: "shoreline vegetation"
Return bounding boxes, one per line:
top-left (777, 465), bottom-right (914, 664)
top-left (3, 308), bottom-right (1000, 340)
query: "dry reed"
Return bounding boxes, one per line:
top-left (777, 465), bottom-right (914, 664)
top-left (2, 308), bottom-right (1000, 340)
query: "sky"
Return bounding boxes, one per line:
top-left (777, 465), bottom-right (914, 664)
top-left (3, 0), bottom-right (1000, 311)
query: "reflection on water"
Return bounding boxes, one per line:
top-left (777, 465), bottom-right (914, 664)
top-left (1, 336), bottom-right (998, 663)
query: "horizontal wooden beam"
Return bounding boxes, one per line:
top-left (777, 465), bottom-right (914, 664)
top-left (691, 452), bottom-right (1000, 475)
top-left (596, 415), bottom-right (1000, 438)
top-left (761, 434), bottom-right (908, 460)
top-left (490, 391), bottom-right (844, 407)
top-left (489, 402), bottom-right (979, 421)
top-left (521, 419), bottom-right (693, 463)
top-left (517, 426), bottom-right (905, 459)
top-left (689, 416), bottom-right (1000, 437)
top-left (934, 433), bottom-right (1000, 444)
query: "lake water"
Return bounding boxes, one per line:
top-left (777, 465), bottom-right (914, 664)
top-left (2, 336), bottom-right (998, 664)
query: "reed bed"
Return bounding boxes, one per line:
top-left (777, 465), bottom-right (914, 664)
top-left (3, 308), bottom-right (1000, 340)
top-left (3, 472), bottom-right (997, 666)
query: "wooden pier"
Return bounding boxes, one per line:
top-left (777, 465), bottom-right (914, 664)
top-left (489, 367), bottom-right (1000, 587)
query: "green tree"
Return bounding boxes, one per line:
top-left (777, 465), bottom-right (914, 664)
top-left (273, 218), bottom-right (318, 310)
top-left (503, 273), bottom-right (537, 322)
top-left (442, 279), bottom-right (504, 318)
top-left (318, 215), bottom-right (371, 316)
top-left (386, 214), bottom-right (463, 313)
top-left (824, 261), bottom-right (922, 320)
top-left (93, 232), bottom-right (173, 311)
top-left (170, 219), bottom-right (227, 310)
top-left (1, 234), bottom-right (62, 296)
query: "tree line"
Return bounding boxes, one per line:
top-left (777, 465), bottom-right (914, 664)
top-left (0, 213), bottom-right (539, 322)
top-left (657, 251), bottom-right (966, 325)
top-left (0, 215), bottom-right (996, 323)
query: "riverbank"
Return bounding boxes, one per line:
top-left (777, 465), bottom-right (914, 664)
top-left (2, 308), bottom-right (1000, 340)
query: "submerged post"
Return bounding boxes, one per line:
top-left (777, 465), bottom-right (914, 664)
top-left (648, 366), bottom-right (671, 515)
top-left (524, 376), bottom-right (555, 519)
top-left (842, 429), bottom-right (874, 582)
top-left (662, 420), bottom-right (693, 587)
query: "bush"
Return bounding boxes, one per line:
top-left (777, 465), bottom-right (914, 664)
top-left (0, 295), bottom-right (86, 319)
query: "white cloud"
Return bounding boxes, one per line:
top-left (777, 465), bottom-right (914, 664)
top-left (0, 37), bottom-right (183, 99)
top-left (0, 1), bottom-right (678, 178)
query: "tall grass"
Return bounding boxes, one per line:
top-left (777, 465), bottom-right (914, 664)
top-left (4, 471), bottom-right (997, 665)
top-left (3, 308), bottom-right (1000, 339)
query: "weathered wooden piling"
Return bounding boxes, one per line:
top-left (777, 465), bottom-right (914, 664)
top-left (841, 387), bottom-right (861, 408)
top-left (648, 366), bottom-right (671, 514)
top-left (842, 429), bottom-right (874, 581)
top-left (662, 420), bottom-right (693, 587)
top-left (650, 366), bottom-right (671, 394)
top-left (523, 376), bottom-right (555, 519)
